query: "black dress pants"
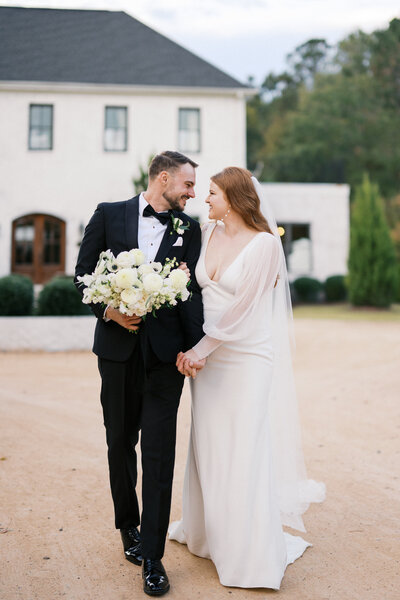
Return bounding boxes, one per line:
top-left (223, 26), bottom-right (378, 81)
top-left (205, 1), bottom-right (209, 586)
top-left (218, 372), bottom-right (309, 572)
top-left (98, 339), bottom-right (184, 559)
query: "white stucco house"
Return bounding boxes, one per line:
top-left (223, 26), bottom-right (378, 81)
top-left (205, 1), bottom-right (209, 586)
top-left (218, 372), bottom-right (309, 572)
top-left (0, 6), bottom-right (349, 288)
top-left (0, 6), bottom-right (252, 284)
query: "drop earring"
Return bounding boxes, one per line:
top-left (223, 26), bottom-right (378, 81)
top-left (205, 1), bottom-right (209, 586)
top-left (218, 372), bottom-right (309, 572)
top-left (220, 206), bottom-right (231, 222)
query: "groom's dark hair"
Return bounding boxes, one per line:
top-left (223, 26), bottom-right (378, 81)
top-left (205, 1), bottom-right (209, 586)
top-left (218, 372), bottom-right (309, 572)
top-left (149, 151), bottom-right (198, 180)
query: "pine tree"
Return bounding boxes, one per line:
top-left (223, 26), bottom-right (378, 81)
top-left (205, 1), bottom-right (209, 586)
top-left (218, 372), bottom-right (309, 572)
top-left (348, 174), bottom-right (398, 307)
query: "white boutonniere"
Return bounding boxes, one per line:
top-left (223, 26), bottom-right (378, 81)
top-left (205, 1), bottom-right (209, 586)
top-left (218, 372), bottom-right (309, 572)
top-left (170, 215), bottom-right (190, 236)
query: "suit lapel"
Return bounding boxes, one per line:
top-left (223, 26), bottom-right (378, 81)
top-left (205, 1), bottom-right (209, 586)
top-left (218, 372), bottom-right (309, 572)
top-left (155, 212), bottom-right (179, 263)
top-left (125, 195), bottom-right (140, 250)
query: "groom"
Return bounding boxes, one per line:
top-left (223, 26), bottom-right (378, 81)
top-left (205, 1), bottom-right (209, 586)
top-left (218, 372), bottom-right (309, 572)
top-left (75, 151), bottom-right (205, 596)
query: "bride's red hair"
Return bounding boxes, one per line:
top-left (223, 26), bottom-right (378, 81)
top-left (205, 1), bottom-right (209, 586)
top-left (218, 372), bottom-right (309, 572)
top-left (211, 167), bottom-right (272, 234)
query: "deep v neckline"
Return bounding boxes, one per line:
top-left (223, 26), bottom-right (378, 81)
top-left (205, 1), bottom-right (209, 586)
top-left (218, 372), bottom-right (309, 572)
top-left (203, 223), bottom-right (263, 284)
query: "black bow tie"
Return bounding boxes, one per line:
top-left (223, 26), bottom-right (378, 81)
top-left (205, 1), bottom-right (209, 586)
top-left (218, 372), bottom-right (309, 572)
top-left (142, 204), bottom-right (171, 225)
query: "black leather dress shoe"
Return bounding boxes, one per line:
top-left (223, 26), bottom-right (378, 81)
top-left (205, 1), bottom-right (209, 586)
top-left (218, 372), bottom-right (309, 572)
top-left (120, 526), bottom-right (142, 565)
top-left (142, 558), bottom-right (170, 596)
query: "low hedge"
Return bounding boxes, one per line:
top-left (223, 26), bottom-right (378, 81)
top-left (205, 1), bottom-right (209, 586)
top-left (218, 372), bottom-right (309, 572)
top-left (292, 277), bottom-right (323, 303)
top-left (324, 275), bottom-right (347, 302)
top-left (0, 274), bottom-right (34, 315)
top-left (36, 276), bottom-right (91, 316)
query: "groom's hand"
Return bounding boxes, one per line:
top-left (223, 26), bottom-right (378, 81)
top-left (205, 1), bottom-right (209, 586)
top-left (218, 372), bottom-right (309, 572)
top-left (106, 306), bottom-right (142, 331)
top-left (176, 350), bottom-right (206, 379)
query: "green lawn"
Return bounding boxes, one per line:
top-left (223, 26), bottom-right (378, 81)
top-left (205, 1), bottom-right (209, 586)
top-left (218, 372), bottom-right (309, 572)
top-left (293, 303), bottom-right (400, 322)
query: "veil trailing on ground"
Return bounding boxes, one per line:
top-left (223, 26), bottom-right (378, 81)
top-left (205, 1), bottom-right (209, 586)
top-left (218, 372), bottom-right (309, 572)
top-left (251, 176), bottom-right (326, 531)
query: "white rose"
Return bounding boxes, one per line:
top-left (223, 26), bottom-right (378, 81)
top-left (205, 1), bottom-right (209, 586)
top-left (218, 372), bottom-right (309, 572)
top-left (115, 251), bottom-right (135, 269)
top-left (115, 268), bottom-right (138, 289)
top-left (138, 263), bottom-right (154, 276)
top-left (120, 288), bottom-right (140, 306)
top-left (129, 298), bottom-right (147, 316)
top-left (168, 268), bottom-right (189, 291)
top-left (143, 273), bottom-right (163, 293)
top-left (129, 248), bottom-right (146, 266)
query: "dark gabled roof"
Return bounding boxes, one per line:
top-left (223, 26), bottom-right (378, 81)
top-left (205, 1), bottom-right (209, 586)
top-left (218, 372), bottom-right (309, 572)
top-left (0, 6), bottom-right (247, 89)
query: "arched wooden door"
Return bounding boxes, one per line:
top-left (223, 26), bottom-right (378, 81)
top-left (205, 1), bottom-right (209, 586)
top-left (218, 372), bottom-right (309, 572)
top-left (12, 214), bottom-right (66, 284)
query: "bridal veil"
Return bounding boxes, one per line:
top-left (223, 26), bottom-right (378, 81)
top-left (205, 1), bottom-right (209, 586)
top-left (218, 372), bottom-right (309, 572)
top-left (251, 176), bottom-right (325, 531)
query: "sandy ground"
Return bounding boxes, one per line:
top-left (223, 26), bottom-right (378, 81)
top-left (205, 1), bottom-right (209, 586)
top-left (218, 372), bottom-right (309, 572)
top-left (0, 319), bottom-right (399, 600)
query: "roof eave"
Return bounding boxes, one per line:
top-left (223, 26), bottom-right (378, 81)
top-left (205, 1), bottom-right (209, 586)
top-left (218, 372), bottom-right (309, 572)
top-left (0, 80), bottom-right (258, 98)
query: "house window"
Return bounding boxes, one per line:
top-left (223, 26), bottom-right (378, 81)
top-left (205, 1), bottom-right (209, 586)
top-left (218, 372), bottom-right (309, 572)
top-left (12, 214), bottom-right (66, 284)
top-left (14, 219), bottom-right (35, 265)
top-left (104, 106), bottom-right (128, 151)
top-left (29, 104), bottom-right (53, 150)
top-left (279, 223), bottom-right (312, 275)
top-left (178, 108), bottom-right (201, 153)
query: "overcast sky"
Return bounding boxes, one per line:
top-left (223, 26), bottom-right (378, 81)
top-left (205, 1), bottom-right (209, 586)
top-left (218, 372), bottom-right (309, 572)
top-left (2, 0), bottom-right (399, 84)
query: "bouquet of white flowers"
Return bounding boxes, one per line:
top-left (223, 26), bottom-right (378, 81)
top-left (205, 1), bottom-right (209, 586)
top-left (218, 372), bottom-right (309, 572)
top-left (77, 248), bottom-right (190, 317)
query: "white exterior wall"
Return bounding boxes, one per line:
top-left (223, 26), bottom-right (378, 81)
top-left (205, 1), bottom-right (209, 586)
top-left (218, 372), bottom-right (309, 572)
top-left (0, 83), bottom-right (247, 277)
top-left (261, 183), bottom-right (350, 281)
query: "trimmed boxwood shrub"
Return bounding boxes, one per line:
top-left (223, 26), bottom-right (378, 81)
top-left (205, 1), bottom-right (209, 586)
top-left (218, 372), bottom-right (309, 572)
top-left (324, 275), bottom-right (347, 302)
top-left (36, 276), bottom-right (91, 316)
top-left (0, 274), bottom-right (34, 315)
top-left (293, 277), bottom-right (323, 303)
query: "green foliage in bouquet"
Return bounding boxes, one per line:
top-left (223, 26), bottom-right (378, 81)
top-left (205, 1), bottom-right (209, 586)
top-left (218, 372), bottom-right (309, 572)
top-left (324, 275), bottom-right (347, 302)
top-left (293, 276), bottom-right (323, 303)
top-left (37, 276), bottom-right (91, 316)
top-left (0, 274), bottom-right (34, 315)
top-left (348, 174), bottom-right (398, 307)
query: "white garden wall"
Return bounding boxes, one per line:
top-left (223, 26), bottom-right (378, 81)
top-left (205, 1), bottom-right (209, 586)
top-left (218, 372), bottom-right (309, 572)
top-left (0, 316), bottom-right (95, 351)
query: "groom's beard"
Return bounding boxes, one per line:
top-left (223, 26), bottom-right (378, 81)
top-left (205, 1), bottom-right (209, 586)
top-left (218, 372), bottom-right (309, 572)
top-left (163, 191), bottom-right (190, 212)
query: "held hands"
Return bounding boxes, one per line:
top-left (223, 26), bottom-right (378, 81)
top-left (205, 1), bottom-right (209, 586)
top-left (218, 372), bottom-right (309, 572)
top-left (106, 306), bottom-right (142, 332)
top-left (176, 349), bottom-right (206, 379)
top-left (176, 264), bottom-right (203, 378)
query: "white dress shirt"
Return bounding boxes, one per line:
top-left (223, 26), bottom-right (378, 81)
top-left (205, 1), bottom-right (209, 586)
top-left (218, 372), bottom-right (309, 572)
top-left (138, 193), bottom-right (168, 262)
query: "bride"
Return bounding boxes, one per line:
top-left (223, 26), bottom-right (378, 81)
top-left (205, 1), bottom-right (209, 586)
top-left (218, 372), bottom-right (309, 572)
top-left (169, 167), bottom-right (325, 590)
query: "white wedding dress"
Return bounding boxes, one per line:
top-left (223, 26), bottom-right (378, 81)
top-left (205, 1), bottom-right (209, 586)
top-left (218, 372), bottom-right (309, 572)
top-left (169, 223), bottom-right (325, 589)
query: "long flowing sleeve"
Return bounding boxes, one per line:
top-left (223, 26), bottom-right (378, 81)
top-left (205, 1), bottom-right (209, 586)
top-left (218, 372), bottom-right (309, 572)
top-left (193, 233), bottom-right (280, 360)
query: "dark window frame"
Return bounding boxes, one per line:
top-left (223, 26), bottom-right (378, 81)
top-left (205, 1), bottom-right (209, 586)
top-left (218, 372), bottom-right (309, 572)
top-left (104, 106), bottom-right (128, 152)
top-left (28, 104), bottom-right (53, 151)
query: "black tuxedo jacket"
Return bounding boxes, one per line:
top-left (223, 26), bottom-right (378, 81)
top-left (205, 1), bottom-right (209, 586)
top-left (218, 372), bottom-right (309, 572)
top-left (74, 195), bottom-right (204, 363)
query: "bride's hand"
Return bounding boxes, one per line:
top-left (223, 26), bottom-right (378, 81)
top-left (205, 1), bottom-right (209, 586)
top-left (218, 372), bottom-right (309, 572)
top-left (177, 349), bottom-right (199, 369)
top-left (177, 350), bottom-right (206, 379)
top-left (176, 351), bottom-right (197, 378)
top-left (178, 262), bottom-right (191, 279)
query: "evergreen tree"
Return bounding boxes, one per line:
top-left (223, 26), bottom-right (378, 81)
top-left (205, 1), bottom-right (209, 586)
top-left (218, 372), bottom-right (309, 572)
top-left (348, 174), bottom-right (398, 307)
